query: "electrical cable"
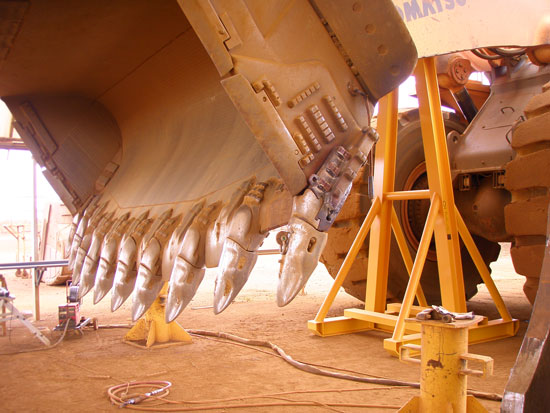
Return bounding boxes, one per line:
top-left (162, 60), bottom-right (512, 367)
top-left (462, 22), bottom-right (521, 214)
top-left (471, 48), bottom-right (502, 61)
top-left (471, 47), bottom-right (526, 62)
top-left (186, 329), bottom-right (503, 402)
top-left (189, 329), bottom-right (419, 386)
top-left (107, 381), bottom-right (403, 411)
top-left (0, 317), bottom-right (70, 356)
top-left (99, 328), bottom-right (500, 409)
top-left (487, 47), bottom-right (526, 57)
top-left (190, 332), bottom-right (391, 380)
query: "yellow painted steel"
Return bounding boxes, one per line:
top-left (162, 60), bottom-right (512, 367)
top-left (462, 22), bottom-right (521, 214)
top-left (455, 206), bottom-right (513, 322)
top-left (365, 89), bottom-right (399, 313)
top-left (125, 283), bottom-right (192, 348)
top-left (385, 190), bottom-right (431, 200)
top-left (392, 193), bottom-right (440, 341)
top-left (313, 197), bottom-right (381, 324)
top-left (308, 57), bottom-right (518, 356)
top-left (391, 206), bottom-right (427, 307)
top-left (415, 58), bottom-right (466, 312)
top-left (399, 317), bottom-right (493, 412)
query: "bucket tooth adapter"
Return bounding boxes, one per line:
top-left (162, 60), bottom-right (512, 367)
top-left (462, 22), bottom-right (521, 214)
top-left (78, 210), bottom-right (118, 299)
top-left (205, 179), bottom-right (255, 268)
top-left (213, 182), bottom-right (271, 314)
top-left (162, 201), bottom-right (206, 281)
top-left (93, 212), bottom-right (143, 304)
top-left (66, 212), bottom-right (81, 259)
top-left (132, 213), bottom-right (183, 321)
top-left (68, 200), bottom-right (102, 271)
top-left (71, 204), bottom-right (110, 285)
top-left (111, 214), bottom-right (156, 312)
top-left (277, 129), bottom-right (377, 306)
top-left (165, 202), bottom-right (222, 322)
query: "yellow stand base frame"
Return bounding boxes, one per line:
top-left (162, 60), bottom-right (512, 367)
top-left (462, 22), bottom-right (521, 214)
top-left (308, 57), bottom-right (518, 356)
top-left (125, 283), bottom-right (192, 349)
top-left (400, 396), bottom-right (487, 413)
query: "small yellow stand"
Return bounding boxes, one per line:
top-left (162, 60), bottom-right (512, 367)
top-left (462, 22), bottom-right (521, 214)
top-left (308, 57), bottom-right (518, 356)
top-left (125, 283), bottom-right (192, 348)
top-left (399, 316), bottom-right (492, 412)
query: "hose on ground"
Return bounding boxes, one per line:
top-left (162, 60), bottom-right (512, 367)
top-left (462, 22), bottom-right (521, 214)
top-left (0, 317), bottom-right (70, 356)
top-left (107, 328), bottom-right (502, 410)
top-left (107, 381), bottom-right (402, 411)
top-left (187, 329), bottom-right (502, 402)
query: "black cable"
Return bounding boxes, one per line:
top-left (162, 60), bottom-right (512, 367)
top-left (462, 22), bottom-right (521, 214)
top-left (471, 48), bottom-right (502, 61)
top-left (487, 47), bottom-right (526, 57)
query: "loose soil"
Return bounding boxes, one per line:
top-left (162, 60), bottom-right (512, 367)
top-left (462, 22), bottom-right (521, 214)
top-left (0, 242), bottom-right (532, 412)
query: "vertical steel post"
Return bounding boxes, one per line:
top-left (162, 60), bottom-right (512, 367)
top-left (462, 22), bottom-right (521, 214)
top-left (415, 58), bottom-right (466, 312)
top-left (400, 317), bottom-right (493, 412)
top-left (31, 160), bottom-right (40, 321)
top-left (364, 89), bottom-right (399, 312)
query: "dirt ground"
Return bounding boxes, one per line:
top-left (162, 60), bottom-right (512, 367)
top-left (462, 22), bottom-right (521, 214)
top-left (0, 242), bottom-right (532, 412)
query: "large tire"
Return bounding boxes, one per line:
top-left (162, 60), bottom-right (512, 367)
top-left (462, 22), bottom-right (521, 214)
top-left (321, 109), bottom-right (501, 303)
top-left (504, 82), bottom-right (550, 304)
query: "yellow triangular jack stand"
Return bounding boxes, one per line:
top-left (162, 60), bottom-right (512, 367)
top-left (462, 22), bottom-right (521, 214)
top-left (308, 57), bottom-right (518, 356)
top-left (124, 283), bottom-right (192, 348)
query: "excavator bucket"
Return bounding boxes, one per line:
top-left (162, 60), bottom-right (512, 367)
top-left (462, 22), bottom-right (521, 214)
top-left (0, 0), bottom-right (416, 313)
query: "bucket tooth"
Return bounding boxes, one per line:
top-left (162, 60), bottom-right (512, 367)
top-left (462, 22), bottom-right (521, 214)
top-left (111, 214), bottom-right (154, 311)
top-left (132, 239), bottom-right (162, 321)
top-left (66, 212), bottom-right (81, 259)
top-left (68, 213), bottom-right (89, 270)
top-left (93, 251), bottom-right (118, 304)
top-left (162, 201), bottom-right (205, 279)
top-left (165, 202), bottom-right (221, 322)
top-left (111, 238), bottom-right (139, 311)
top-left (276, 214), bottom-right (327, 307)
top-left (71, 233), bottom-right (92, 285)
top-left (71, 203), bottom-right (109, 282)
top-left (79, 211), bottom-right (116, 299)
top-left (93, 211), bottom-right (146, 304)
top-left (165, 258), bottom-right (205, 323)
top-left (205, 178), bottom-right (255, 268)
top-left (69, 201), bottom-right (107, 270)
top-left (213, 182), bottom-right (269, 314)
top-left (277, 135), bottom-right (376, 306)
top-left (131, 212), bottom-right (182, 321)
top-left (213, 238), bottom-right (258, 314)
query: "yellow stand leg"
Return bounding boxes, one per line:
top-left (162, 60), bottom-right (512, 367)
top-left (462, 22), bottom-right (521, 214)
top-left (125, 283), bottom-right (192, 348)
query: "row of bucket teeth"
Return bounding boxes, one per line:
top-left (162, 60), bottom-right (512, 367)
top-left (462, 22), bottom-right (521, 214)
top-left (66, 177), bottom-right (327, 322)
top-left (66, 129), bottom-right (376, 322)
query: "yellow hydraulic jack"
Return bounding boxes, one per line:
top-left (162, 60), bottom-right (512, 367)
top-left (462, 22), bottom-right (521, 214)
top-left (399, 316), bottom-right (494, 412)
top-left (308, 57), bottom-right (519, 355)
top-left (125, 283), bottom-right (192, 348)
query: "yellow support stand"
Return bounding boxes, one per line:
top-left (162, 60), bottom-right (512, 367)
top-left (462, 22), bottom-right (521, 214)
top-left (125, 283), bottom-right (192, 348)
top-left (399, 316), bottom-right (493, 412)
top-left (308, 57), bottom-right (518, 355)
